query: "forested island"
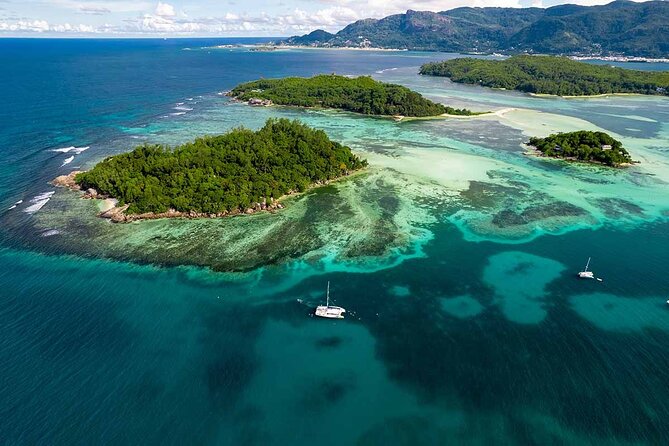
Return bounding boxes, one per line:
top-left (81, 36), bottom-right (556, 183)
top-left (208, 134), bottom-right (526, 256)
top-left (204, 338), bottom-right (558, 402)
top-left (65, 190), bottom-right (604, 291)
top-left (69, 119), bottom-right (367, 220)
top-left (527, 131), bottom-right (633, 167)
top-left (229, 74), bottom-right (476, 117)
top-left (419, 55), bottom-right (669, 96)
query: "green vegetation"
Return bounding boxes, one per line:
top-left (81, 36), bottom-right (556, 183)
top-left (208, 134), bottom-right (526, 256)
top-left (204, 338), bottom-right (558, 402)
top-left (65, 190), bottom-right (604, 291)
top-left (528, 131), bottom-right (633, 167)
top-left (420, 55), bottom-right (669, 96)
top-left (75, 119), bottom-right (367, 214)
top-left (230, 74), bottom-right (476, 117)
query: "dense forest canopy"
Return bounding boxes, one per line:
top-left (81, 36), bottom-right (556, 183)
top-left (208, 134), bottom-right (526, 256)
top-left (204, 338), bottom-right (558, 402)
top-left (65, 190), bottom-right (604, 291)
top-left (230, 74), bottom-right (476, 116)
top-left (75, 119), bottom-right (367, 214)
top-left (528, 131), bottom-right (632, 166)
top-left (419, 55), bottom-right (669, 96)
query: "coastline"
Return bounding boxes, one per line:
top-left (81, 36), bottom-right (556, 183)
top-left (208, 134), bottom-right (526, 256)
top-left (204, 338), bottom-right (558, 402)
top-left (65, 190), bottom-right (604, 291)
top-left (523, 145), bottom-right (633, 168)
top-left (393, 107), bottom-right (513, 121)
top-left (530, 92), bottom-right (648, 99)
top-left (260, 45), bottom-right (669, 62)
top-left (230, 98), bottom-right (489, 120)
top-left (52, 168), bottom-right (367, 223)
top-left (272, 45), bottom-right (409, 52)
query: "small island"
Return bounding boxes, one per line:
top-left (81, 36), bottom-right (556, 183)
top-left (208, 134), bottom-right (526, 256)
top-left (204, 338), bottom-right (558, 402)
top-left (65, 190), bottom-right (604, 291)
top-left (229, 74), bottom-right (477, 117)
top-left (420, 55), bottom-right (669, 97)
top-left (527, 131), bottom-right (633, 167)
top-left (59, 119), bottom-right (367, 222)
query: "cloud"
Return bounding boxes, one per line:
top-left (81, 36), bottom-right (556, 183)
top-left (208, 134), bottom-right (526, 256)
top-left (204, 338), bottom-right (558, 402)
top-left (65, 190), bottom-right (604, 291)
top-left (0, 0), bottom-right (652, 36)
top-left (78, 6), bottom-right (111, 15)
top-left (0, 19), bottom-right (95, 32)
top-left (155, 2), bottom-right (175, 17)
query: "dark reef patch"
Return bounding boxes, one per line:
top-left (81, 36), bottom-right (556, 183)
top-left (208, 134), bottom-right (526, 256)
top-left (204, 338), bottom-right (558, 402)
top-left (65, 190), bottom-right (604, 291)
top-left (492, 202), bottom-right (587, 228)
top-left (316, 336), bottom-right (343, 348)
top-left (593, 197), bottom-right (645, 219)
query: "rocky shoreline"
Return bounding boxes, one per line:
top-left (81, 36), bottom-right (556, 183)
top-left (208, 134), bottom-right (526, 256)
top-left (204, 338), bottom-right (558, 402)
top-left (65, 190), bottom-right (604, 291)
top-left (51, 171), bottom-right (286, 223)
top-left (523, 146), bottom-right (636, 168)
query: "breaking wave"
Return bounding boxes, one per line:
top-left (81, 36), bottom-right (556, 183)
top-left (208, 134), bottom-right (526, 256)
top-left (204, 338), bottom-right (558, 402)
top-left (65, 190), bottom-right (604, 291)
top-left (24, 191), bottom-right (55, 214)
top-left (61, 155), bottom-right (75, 167)
top-left (51, 146), bottom-right (89, 154)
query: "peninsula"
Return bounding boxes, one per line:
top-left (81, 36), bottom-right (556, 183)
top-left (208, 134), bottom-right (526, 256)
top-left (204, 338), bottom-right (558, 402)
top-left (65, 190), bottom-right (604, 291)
top-left (419, 55), bottom-right (669, 97)
top-left (229, 74), bottom-right (476, 117)
top-left (527, 131), bottom-right (633, 167)
top-left (61, 119), bottom-right (367, 221)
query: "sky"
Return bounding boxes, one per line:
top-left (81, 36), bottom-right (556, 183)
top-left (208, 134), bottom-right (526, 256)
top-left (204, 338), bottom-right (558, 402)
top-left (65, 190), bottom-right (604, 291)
top-left (0, 0), bottom-right (653, 37)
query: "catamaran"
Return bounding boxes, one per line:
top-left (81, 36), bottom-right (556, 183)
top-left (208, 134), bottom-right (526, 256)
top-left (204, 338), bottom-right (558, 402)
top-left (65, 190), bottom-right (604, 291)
top-left (578, 257), bottom-right (602, 281)
top-left (315, 281), bottom-right (346, 319)
top-left (578, 257), bottom-right (595, 279)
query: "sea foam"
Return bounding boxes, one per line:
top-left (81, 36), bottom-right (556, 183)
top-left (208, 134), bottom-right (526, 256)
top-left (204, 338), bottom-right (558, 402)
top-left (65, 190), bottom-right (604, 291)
top-left (61, 156), bottom-right (75, 167)
top-left (52, 146), bottom-right (89, 154)
top-left (24, 191), bottom-right (55, 214)
top-left (8, 199), bottom-right (23, 210)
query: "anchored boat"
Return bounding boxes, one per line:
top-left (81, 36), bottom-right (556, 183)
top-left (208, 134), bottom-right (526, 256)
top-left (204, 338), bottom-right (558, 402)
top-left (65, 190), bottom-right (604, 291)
top-left (315, 281), bottom-right (346, 319)
top-left (578, 257), bottom-right (603, 281)
top-left (578, 257), bottom-right (595, 279)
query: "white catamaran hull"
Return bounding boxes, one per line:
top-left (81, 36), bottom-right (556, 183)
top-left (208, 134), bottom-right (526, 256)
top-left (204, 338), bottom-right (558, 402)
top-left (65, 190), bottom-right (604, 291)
top-left (315, 305), bottom-right (345, 319)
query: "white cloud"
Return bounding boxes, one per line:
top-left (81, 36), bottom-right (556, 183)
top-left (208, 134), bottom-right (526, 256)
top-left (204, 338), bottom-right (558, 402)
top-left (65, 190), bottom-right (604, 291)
top-left (155, 2), bottom-right (175, 17)
top-left (0, 19), bottom-right (96, 33)
top-left (0, 0), bottom-right (653, 36)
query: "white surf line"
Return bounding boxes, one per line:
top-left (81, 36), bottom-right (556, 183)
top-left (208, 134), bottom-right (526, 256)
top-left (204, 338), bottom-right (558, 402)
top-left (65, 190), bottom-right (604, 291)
top-left (8, 199), bottom-right (23, 210)
top-left (51, 146), bottom-right (89, 154)
top-left (61, 155), bottom-right (75, 167)
top-left (23, 191), bottom-right (55, 214)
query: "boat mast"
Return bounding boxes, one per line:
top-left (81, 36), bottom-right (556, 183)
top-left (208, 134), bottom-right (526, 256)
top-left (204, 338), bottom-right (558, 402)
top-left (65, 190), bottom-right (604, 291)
top-left (326, 281), bottom-right (330, 307)
top-left (585, 257), bottom-right (591, 272)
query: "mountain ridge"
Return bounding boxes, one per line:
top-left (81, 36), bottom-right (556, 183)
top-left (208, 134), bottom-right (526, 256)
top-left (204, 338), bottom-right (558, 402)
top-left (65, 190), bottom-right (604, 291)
top-left (278, 1), bottom-right (669, 57)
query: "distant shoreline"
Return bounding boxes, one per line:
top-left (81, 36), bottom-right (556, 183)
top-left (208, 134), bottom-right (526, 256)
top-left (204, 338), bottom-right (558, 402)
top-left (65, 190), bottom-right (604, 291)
top-left (270, 45), bottom-right (409, 52)
top-left (529, 92), bottom-right (646, 99)
top-left (261, 44), bottom-right (669, 62)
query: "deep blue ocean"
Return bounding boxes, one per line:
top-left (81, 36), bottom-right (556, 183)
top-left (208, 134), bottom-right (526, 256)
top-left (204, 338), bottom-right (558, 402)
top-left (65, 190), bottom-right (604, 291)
top-left (1, 38), bottom-right (669, 445)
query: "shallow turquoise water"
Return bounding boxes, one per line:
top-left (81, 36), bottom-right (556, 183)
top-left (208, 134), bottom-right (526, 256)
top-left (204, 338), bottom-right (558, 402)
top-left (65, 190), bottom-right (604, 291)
top-left (2, 40), bottom-right (669, 444)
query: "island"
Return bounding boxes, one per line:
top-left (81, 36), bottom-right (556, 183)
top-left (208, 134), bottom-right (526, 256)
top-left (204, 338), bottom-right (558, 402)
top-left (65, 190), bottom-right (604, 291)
top-left (229, 74), bottom-right (476, 117)
top-left (419, 55), bottom-right (669, 97)
top-left (58, 119), bottom-right (367, 222)
top-left (527, 131), bottom-right (633, 167)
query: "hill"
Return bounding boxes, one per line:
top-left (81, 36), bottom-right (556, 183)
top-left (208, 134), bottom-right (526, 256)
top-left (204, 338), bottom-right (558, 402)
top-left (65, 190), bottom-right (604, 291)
top-left (74, 119), bottom-right (367, 216)
top-left (279, 1), bottom-right (669, 57)
top-left (229, 74), bottom-right (475, 117)
top-left (419, 55), bottom-right (669, 96)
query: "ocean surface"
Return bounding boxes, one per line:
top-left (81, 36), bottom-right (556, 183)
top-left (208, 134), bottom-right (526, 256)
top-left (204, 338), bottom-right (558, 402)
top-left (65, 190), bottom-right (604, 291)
top-left (1, 38), bottom-right (669, 445)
